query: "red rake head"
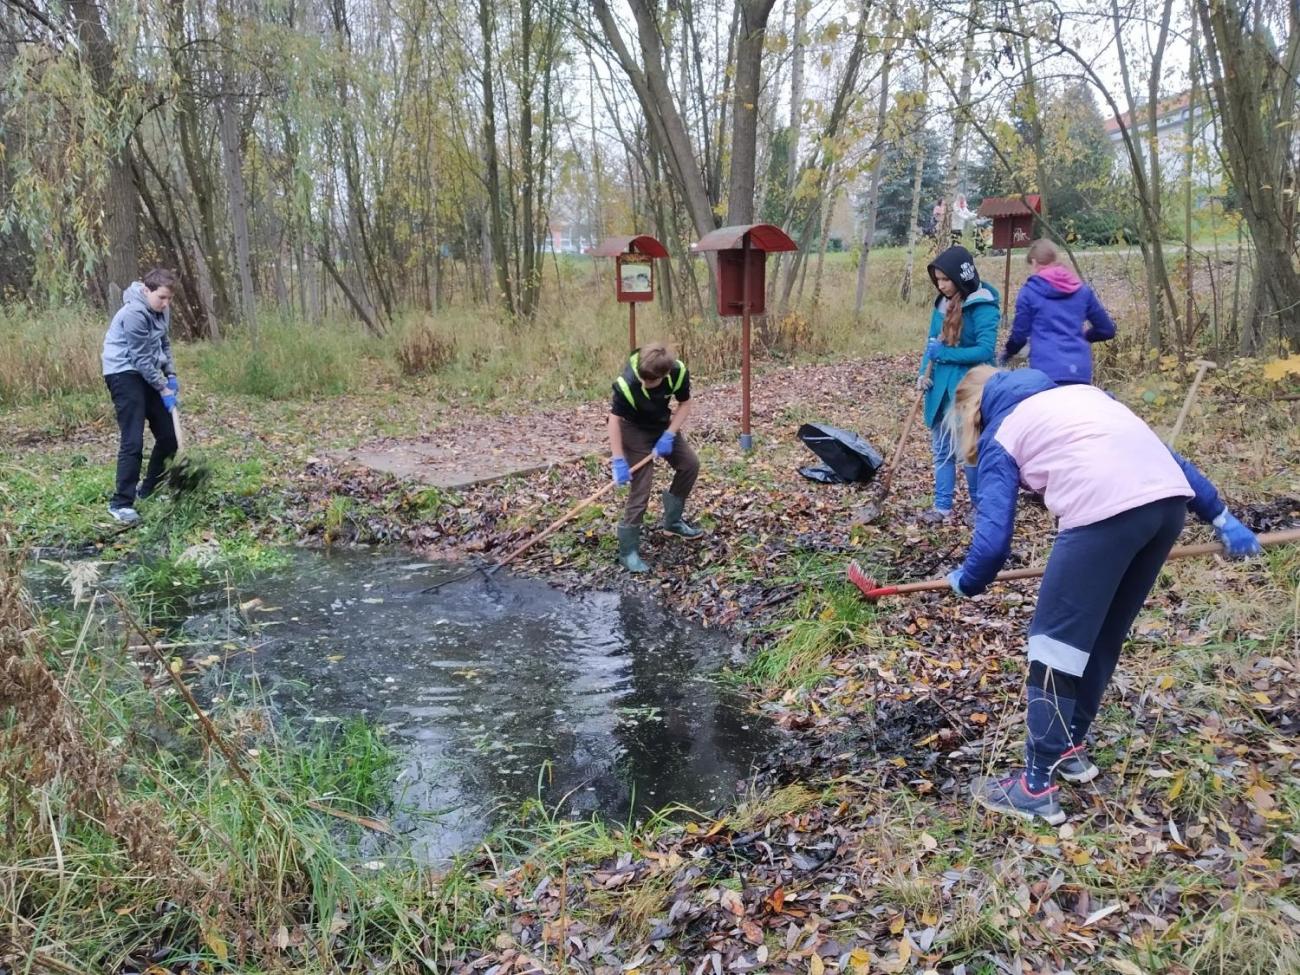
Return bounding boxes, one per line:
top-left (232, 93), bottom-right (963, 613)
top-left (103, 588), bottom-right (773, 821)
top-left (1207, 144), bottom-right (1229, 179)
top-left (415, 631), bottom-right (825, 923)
top-left (847, 561), bottom-right (898, 601)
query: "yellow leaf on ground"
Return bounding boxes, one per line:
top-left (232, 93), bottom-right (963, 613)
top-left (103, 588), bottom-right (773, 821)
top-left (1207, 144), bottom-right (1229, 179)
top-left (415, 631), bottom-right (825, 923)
top-left (810, 953), bottom-right (825, 975)
top-left (1261, 355), bottom-right (1300, 381)
top-left (1168, 769), bottom-right (1187, 801)
top-left (203, 926), bottom-right (228, 962)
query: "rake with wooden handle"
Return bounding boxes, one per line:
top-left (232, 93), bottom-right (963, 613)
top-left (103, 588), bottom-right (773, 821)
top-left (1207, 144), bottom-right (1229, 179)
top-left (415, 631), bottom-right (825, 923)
top-left (847, 527), bottom-right (1300, 602)
top-left (1166, 359), bottom-right (1216, 447)
top-left (482, 452), bottom-right (656, 577)
top-left (853, 361), bottom-right (934, 524)
top-left (419, 453), bottom-right (657, 593)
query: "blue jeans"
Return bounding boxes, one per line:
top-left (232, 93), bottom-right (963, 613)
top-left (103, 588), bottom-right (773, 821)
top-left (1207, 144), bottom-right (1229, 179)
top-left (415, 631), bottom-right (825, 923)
top-left (930, 423), bottom-right (978, 512)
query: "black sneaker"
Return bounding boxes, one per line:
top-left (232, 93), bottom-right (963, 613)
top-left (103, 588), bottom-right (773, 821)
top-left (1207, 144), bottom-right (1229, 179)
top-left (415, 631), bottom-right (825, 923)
top-left (136, 483), bottom-right (153, 501)
top-left (1056, 745), bottom-right (1099, 784)
top-left (971, 770), bottom-right (1066, 825)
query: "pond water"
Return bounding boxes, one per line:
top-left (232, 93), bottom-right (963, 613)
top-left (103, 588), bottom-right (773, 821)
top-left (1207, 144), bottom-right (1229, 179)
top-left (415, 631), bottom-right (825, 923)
top-left (32, 549), bottom-right (777, 860)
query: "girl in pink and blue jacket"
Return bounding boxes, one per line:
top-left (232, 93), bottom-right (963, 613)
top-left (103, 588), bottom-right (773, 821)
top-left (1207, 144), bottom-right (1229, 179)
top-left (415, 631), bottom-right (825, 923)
top-left (1000, 239), bottom-right (1115, 385)
top-left (944, 366), bottom-right (1260, 825)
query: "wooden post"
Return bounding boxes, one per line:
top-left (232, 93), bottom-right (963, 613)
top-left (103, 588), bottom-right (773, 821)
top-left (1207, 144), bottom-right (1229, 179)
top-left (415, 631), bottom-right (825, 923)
top-left (629, 300), bottom-right (637, 352)
top-left (740, 233), bottom-right (753, 452)
top-left (1003, 246), bottom-right (1013, 318)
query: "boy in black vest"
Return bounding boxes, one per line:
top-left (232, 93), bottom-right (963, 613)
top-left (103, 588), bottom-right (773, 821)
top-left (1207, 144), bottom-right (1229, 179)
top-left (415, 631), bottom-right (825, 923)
top-left (607, 342), bottom-right (702, 572)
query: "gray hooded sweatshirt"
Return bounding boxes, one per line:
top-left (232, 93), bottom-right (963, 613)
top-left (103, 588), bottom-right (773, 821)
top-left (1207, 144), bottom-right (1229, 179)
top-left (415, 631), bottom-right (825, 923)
top-left (102, 282), bottom-right (176, 390)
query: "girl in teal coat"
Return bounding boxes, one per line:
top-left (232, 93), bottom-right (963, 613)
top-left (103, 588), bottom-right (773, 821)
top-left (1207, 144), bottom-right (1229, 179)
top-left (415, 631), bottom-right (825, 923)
top-left (916, 245), bottom-right (1000, 523)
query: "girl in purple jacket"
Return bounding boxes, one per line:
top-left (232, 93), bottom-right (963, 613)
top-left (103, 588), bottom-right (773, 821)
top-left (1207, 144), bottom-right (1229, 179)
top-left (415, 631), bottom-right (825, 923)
top-left (1000, 240), bottom-right (1115, 385)
top-left (944, 366), bottom-right (1260, 824)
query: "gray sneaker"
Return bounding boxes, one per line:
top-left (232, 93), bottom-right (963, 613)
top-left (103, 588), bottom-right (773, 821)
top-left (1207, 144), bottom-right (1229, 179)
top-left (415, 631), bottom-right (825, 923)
top-left (1056, 746), bottom-right (1099, 784)
top-left (108, 505), bottom-right (140, 526)
top-left (918, 508), bottom-right (954, 525)
top-left (971, 771), bottom-right (1066, 825)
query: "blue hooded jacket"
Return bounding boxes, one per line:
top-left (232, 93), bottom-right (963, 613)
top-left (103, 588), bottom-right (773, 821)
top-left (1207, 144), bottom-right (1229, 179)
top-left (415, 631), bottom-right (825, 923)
top-left (954, 369), bottom-right (1226, 595)
top-left (919, 246), bottom-right (1000, 427)
top-left (1005, 265), bottom-right (1115, 384)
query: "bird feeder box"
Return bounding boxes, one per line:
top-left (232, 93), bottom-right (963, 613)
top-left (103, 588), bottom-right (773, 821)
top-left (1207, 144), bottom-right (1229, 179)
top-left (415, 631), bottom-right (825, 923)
top-left (591, 234), bottom-right (669, 351)
top-left (976, 195), bottom-right (1041, 251)
top-left (976, 195), bottom-right (1042, 313)
top-left (690, 223), bottom-right (798, 451)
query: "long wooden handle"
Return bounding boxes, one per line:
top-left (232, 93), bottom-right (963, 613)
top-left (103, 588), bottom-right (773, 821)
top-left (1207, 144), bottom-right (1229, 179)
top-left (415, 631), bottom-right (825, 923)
top-left (487, 453), bottom-right (656, 574)
top-left (887, 527), bottom-right (1300, 596)
top-left (1167, 360), bottom-right (1214, 447)
top-left (171, 406), bottom-right (185, 453)
top-left (879, 361), bottom-right (934, 497)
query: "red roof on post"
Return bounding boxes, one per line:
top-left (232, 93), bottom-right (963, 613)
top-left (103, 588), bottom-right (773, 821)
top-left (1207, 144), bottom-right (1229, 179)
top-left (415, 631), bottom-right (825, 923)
top-left (590, 234), bottom-right (670, 258)
top-left (976, 195), bottom-right (1042, 219)
top-left (691, 223), bottom-right (798, 253)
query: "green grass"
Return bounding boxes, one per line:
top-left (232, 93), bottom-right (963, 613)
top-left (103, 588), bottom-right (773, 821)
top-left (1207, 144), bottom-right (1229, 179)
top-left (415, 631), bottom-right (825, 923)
top-left (736, 553), bottom-right (882, 692)
top-left (195, 318), bottom-right (383, 399)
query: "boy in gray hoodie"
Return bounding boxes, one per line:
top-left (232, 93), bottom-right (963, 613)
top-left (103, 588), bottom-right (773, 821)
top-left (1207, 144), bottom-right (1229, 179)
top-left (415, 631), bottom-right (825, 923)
top-left (101, 268), bottom-right (181, 524)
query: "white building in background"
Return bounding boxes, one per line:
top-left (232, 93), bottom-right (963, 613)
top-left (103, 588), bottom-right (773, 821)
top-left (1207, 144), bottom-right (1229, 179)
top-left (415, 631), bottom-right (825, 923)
top-left (1103, 91), bottom-right (1218, 182)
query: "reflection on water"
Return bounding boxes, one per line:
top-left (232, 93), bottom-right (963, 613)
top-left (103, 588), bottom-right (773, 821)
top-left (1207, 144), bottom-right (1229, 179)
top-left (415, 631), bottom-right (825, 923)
top-left (174, 550), bottom-right (776, 860)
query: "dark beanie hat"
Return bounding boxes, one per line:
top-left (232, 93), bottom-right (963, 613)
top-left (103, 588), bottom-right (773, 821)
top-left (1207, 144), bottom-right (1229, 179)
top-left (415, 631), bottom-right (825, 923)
top-left (927, 245), bottom-right (981, 298)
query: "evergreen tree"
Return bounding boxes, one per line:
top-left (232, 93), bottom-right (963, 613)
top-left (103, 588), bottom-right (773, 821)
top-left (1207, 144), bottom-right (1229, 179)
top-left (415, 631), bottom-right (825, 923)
top-left (869, 126), bottom-right (945, 245)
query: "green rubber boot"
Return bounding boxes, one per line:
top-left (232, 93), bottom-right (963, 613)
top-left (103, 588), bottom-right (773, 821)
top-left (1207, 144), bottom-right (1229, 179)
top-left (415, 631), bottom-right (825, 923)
top-left (661, 491), bottom-right (703, 538)
top-left (616, 524), bottom-right (650, 573)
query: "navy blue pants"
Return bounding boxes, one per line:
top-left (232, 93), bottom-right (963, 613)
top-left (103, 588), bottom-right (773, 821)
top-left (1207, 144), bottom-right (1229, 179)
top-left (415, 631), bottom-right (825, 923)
top-left (106, 372), bottom-right (177, 508)
top-left (1024, 497), bottom-right (1186, 774)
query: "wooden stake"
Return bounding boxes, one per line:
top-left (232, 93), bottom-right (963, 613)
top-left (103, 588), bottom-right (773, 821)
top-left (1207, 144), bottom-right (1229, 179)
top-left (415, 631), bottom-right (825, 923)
top-left (741, 233), bottom-right (753, 452)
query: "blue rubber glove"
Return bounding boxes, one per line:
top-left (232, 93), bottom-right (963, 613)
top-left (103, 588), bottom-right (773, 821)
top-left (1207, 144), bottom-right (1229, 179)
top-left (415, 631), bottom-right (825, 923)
top-left (654, 430), bottom-right (676, 458)
top-left (1212, 509), bottom-right (1262, 558)
top-left (946, 569), bottom-right (969, 598)
top-left (161, 387), bottom-right (178, 412)
top-left (166, 374), bottom-right (180, 394)
top-left (611, 457), bottom-right (631, 487)
top-left (925, 338), bottom-right (945, 363)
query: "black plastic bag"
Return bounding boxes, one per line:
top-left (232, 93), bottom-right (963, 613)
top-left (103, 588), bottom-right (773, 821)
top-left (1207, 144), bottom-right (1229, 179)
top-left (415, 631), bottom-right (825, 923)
top-left (797, 423), bottom-right (883, 485)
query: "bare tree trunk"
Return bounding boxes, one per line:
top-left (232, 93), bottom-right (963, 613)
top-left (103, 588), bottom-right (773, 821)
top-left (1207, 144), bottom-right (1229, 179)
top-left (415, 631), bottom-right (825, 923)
top-left (215, 0), bottom-right (256, 331)
top-left (218, 98), bottom-right (257, 331)
top-left (1107, 0), bottom-right (1179, 350)
top-left (1012, 0), bottom-right (1049, 222)
top-left (1198, 0), bottom-right (1300, 353)
top-left (810, 170), bottom-right (841, 313)
top-left (772, 0), bottom-right (807, 300)
top-left (593, 0), bottom-right (718, 238)
top-left (726, 0), bottom-right (779, 225)
top-left (940, 9), bottom-right (977, 245)
top-left (854, 50), bottom-right (892, 318)
top-left (1182, 4), bottom-right (1197, 347)
top-left (899, 58), bottom-right (931, 303)
top-left (67, 0), bottom-right (138, 304)
top-left (479, 0), bottom-right (514, 311)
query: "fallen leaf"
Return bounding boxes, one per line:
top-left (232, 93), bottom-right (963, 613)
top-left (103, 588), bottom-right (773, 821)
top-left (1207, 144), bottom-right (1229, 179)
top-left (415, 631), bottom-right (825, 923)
top-left (1081, 902), bottom-right (1124, 928)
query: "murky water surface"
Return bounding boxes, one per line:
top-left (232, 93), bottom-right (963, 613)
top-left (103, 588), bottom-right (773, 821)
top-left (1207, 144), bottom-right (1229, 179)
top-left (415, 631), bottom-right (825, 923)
top-left (32, 549), bottom-right (776, 859)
